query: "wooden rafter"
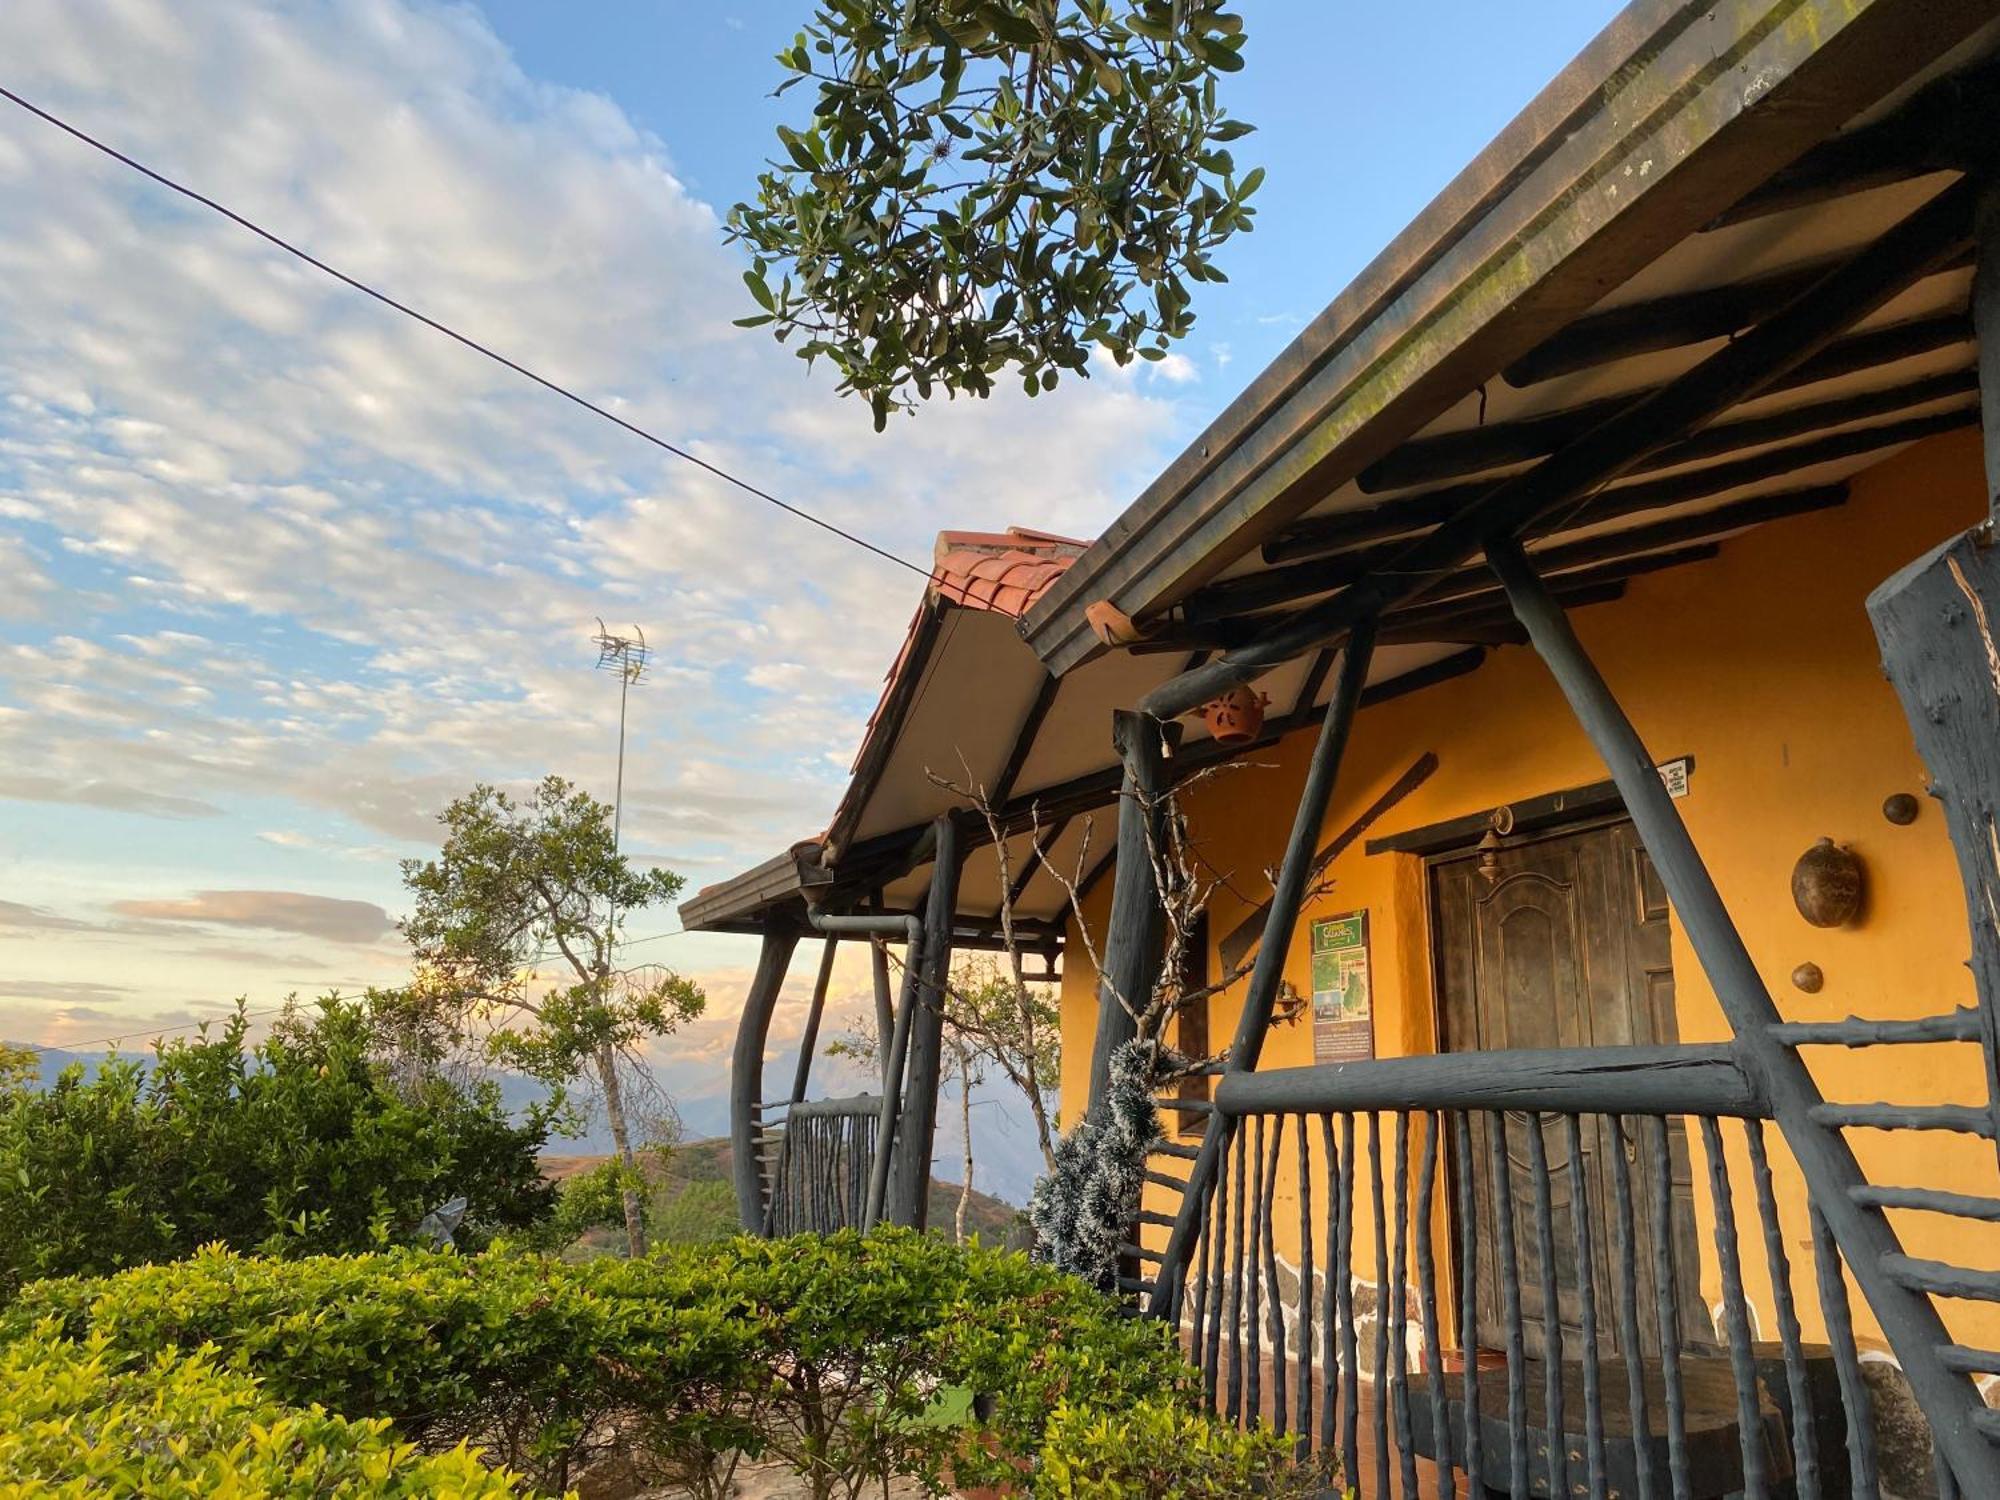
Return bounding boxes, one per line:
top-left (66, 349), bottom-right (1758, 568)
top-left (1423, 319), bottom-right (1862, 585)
top-left (988, 670), bottom-right (1061, 807)
top-left (1273, 401), bottom-right (1971, 566)
top-left (1154, 547), bottom-right (1709, 655)
top-left (1141, 178), bottom-right (1977, 723)
top-left (1199, 486), bottom-right (1847, 623)
top-left (1356, 318), bottom-right (1969, 495)
top-left (1503, 244), bottom-right (1969, 387)
top-left (828, 647), bottom-right (1494, 910)
top-left (1290, 647), bottom-right (1335, 716)
top-left (1356, 363), bottom-right (1972, 496)
top-left (999, 812), bottom-right (1072, 916)
top-left (1704, 60), bottom-right (1996, 230)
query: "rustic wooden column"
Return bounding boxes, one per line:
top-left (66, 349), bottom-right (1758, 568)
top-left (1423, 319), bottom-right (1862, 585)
top-left (1149, 628), bottom-right (1376, 1317)
top-left (1087, 710), bottom-right (1176, 1110)
top-left (785, 935), bottom-right (840, 1108)
top-left (1868, 171), bottom-right (2000, 1162)
top-left (1492, 535), bottom-right (2000, 1495)
top-left (730, 919), bottom-right (802, 1231)
top-left (1981, 175), bottom-right (2000, 522)
top-left (869, 938), bottom-right (896, 1088)
top-left (887, 813), bottom-right (963, 1227)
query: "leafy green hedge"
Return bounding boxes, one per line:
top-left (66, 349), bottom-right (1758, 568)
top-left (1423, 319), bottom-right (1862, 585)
top-left (0, 1328), bottom-right (523, 1496)
top-left (7, 1241), bottom-right (756, 1492)
top-left (7, 1231), bottom-right (1329, 1498)
top-left (0, 1001), bottom-right (553, 1298)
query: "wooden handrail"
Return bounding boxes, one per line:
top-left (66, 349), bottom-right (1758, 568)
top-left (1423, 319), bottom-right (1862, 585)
top-left (1214, 1043), bottom-right (1768, 1121)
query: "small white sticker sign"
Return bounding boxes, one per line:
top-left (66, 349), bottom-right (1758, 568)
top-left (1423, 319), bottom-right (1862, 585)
top-left (1657, 757), bottom-right (1691, 800)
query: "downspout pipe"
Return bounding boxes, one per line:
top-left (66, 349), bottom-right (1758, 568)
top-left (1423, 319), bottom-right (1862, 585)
top-left (804, 910), bottom-right (925, 1232)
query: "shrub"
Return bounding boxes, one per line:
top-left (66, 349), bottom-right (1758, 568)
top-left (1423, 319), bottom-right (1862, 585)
top-left (1035, 1398), bottom-right (1329, 1498)
top-left (7, 1243), bottom-right (764, 1494)
top-left (513, 1157), bottom-right (644, 1256)
top-left (648, 1176), bottom-right (740, 1246)
top-left (5, 1230), bottom-right (1322, 1499)
top-left (0, 1000), bottom-right (553, 1297)
top-left (0, 1327), bottom-right (526, 1496)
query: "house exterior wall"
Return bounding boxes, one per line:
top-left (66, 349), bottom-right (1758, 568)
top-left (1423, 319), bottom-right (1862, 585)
top-left (1058, 428), bottom-right (1997, 1360)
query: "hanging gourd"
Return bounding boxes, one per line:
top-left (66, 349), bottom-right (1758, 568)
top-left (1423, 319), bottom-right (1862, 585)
top-left (1197, 686), bottom-right (1268, 746)
top-left (1791, 837), bottom-right (1864, 928)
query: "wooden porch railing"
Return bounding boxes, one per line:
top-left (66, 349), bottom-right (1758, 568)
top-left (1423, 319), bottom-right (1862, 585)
top-left (759, 1093), bottom-right (882, 1237)
top-left (1140, 1043), bottom-right (1903, 1500)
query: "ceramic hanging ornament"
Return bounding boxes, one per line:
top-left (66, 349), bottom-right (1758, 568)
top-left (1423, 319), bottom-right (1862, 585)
top-left (1198, 686), bottom-right (1269, 746)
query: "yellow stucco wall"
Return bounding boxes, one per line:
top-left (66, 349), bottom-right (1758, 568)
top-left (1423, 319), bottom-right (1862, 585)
top-left (1058, 428), bottom-right (1998, 1357)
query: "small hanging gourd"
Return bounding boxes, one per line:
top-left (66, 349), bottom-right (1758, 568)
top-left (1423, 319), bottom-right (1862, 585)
top-left (1198, 686), bottom-right (1268, 746)
top-left (1791, 837), bottom-right (1864, 928)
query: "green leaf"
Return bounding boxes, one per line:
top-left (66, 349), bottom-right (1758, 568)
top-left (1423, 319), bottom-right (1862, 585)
top-left (742, 270), bottom-right (777, 312)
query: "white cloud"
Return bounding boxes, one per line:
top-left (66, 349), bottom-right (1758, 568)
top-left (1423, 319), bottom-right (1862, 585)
top-left (110, 890), bottom-right (396, 945)
top-left (0, 0), bottom-right (1184, 1057)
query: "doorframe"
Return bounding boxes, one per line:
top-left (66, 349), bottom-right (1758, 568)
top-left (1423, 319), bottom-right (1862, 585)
top-left (1367, 756), bottom-right (1693, 860)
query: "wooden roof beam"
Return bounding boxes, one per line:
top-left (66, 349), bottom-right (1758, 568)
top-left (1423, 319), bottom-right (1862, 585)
top-left (1140, 177), bottom-right (1977, 723)
top-left (999, 812), bottom-right (1071, 916)
top-left (1357, 353), bottom-right (1973, 496)
top-left (1502, 245), bottom-right (1969, 388)
top-left (1143, 561), bottom-right (1677, 657)
top-left (1290, 647), bottom-right (1335, 715)
top-left (1202, 485), bottom-right (1847, 623)
top-left (987, 670), bottom-right (1061, 808)
top-left (1705, 61), bottom-right (1998, 231)
top-left (832, 645), bottom-right (1498, 910)
top-left (1270, 402), bottom-right (1973, 567)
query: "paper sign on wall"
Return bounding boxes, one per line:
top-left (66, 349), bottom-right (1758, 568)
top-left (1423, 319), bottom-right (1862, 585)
top-left (1657, 757), bottom-right (1691, 799)
top-left (1309, 911), bottom-right (1374, 1064)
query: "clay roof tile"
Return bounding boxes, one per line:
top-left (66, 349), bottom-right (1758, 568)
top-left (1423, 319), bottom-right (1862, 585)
top-left (928, 526), bottom-right (1089, 619)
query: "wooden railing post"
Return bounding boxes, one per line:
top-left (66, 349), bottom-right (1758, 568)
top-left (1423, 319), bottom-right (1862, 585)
top-left (730, 920), bottom-right (802, 1231)
top-left (869, 938), bottom-right (895, 1091)
top-left (1489, 535), bottom-right (2000, 1495)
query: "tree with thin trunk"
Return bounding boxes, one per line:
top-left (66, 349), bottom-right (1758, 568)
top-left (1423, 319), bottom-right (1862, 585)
top-left (950, 1030), bottom-right (983, 1243)
top-left (397, 777), bottom-right (704, 1256)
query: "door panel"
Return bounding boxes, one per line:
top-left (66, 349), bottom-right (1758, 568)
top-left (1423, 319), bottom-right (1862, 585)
top-left (1432, 817), bottom-right (1708, 1358)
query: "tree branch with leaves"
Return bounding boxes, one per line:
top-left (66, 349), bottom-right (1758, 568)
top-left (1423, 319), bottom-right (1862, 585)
top-left (730, 0), bottom-right (1260, 427)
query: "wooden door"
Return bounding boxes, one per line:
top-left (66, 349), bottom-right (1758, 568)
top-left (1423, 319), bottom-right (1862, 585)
top-left (1431, 817), bottom-right (1707, 1358)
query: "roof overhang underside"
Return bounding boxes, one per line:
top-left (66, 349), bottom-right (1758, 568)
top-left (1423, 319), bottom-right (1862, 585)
top-left (679, 0), bottom-right (2000, 940)
top-left (1020, 0), bottom-right (2000, 676)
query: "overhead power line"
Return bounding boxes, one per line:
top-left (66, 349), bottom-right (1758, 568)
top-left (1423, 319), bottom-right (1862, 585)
top-left (0, 84), bottom-right (936, 584)
top-left (18, 1002), bottom-right (296, 1055)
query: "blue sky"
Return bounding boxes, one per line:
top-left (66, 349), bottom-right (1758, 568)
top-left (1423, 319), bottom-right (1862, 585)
top-left (0, 0), bottom-right (1613, 1185)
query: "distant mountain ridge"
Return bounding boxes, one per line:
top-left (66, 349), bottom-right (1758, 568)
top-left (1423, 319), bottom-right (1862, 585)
top-left (15, 1046), bottom-right (1042, 1209)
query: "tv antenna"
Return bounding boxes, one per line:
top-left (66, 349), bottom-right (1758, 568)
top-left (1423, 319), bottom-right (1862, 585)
top-left (592, 620), bottom-right (649, 852)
